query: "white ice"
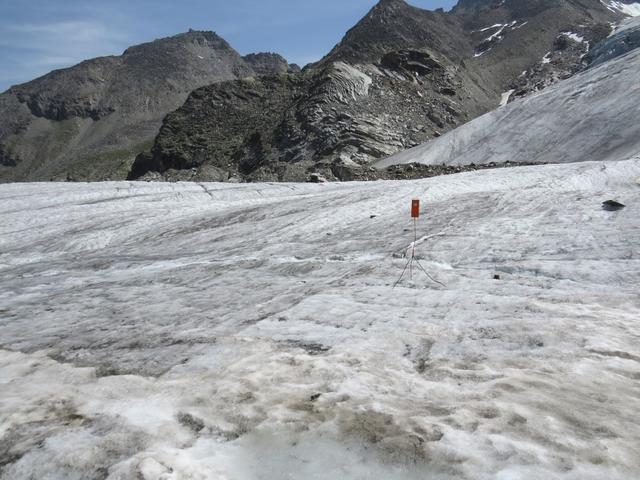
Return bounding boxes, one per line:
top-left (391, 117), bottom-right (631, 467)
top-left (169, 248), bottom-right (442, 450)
top-left (474, 21), bottom-right (520, 57)
top-left (562, 32), bottom-right (586, 43)
top-left (482, 21), bottom-right (517, 43)
top-left (476, 23), bottom-right (504, 33)
top-left (474, 49), bottom-right (490, 57)
top-left (499, 89), bottom-right (515, 107)
top-left (603, 0), bottom-right (640, 16)
top-left (1, 159), bottom-right (639, 479)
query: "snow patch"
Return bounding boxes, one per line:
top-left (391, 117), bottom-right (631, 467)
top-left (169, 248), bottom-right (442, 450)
top-left (483, 21), bottom-right (517, 43)
top-left (609, 14), bottom-right (640, 35)
top-left (562, 32), bottom-right (586, 43)
top-left (475, 21), bottom-right (524, 56)
top-left (499, 89), bottom-right (515, 106)
top-left (476, 23), bottom-right (504, 32)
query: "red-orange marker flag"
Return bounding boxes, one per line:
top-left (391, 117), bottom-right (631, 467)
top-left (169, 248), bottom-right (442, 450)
top-left (411, 199), bottom-right (420, 218)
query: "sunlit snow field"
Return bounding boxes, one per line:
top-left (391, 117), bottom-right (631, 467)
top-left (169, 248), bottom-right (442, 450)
top-left (1, 159), bottom-right (639, 479)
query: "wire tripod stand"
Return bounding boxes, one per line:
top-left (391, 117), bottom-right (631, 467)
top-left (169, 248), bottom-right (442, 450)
top-left (393, 218), bottom-right (446, 288)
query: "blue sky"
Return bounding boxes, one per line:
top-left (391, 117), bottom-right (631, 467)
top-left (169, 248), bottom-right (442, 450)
top-left (0, 0), bottom-right (457, 92)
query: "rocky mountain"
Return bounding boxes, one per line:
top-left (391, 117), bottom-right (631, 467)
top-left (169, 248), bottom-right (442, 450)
top-left (1, 0), bottom-right (636, 183)
top-left (0, 31), bottom-right (295, 182)
top-left (375, 16), bottom-right (640, 169)
top-left (242, 53), bottom-right (301, 75)
top-left (131, 0), bottom-right (632, 182)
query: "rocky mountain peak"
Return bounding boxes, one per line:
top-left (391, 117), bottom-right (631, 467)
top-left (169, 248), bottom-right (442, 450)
top-left (370, 0), bottom-right (410, 14)
top-left (0, 29), bottom-right (261, 181)
top-left (321, 0), bottom-right (463, 64)
top-left (1, 0), bottom-right (634, 183)
top-left (242, 52), bottom-right (301, 75)
top-left (452, 0), bottom-right (502, 14)
top-left (121, 30), bottom-right (235, 57)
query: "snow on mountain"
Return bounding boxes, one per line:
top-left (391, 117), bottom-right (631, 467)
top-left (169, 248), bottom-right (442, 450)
top-left (375, 29), bottom-right (640, 169)
top-left (611, 13), bottom-right (640, 33)
top-left (499, 89), bottom-right (515, 106)
top-left (602, 0), bottom-right (640, 16)
top-left (587, 14), bottom-right (640, 66)
top-left (1, 158), bottom-right (639, 478)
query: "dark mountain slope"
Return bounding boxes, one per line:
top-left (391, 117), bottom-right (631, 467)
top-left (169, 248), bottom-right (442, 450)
top-left (133, 0), bottom-right (628, 182)
top-left (321, 0), bottom-right (469, 64)
top-left (459, 0), bottom-right (621, 99)
top-left (0, 31), bottom-right (290, 182)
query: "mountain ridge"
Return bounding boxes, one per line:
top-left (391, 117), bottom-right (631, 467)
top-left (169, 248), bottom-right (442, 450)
top-left (0, 30), bottom-right (296, 181)
top-left (129, 0), bottom-right (630, 182)
top-left (0, 0), bottom-right (637, 182)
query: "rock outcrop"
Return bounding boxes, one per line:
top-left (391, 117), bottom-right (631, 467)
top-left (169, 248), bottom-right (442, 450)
top-left (242, 53), bottom-right (301, 75)
top-left (0, 31), bottom-right (292, 182)
top-left (0, 0), bottom-right (633, 182)
top-left (131, 0), bottom-right (628, 182)
top-left (375, 18), bottom-right (640, 169)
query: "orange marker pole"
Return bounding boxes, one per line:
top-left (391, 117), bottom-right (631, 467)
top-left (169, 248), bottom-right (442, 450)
top-left (411, 199), bottom-right (420, 219)
top-left (394, 198), bottom-right (445, 289)
top-left (411, 200), bottom-right (420, 279)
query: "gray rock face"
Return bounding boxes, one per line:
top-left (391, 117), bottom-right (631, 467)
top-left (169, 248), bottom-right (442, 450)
top-left (0, 0), bottom-right (632, 182)
top-left (242, 53), bottom-right (301, 75)
top-left (506, 24), bottom-right (611, 102)
top-left (132, 52), bottom-right (494, 182)
top-left (459, 0), bottom-right (620, 103)
top-left (139, 75), bottom-right (308, 181)
top-left (0, 31), bottom-right (292, 182)
top-left (8, 31), bottom-right (251, 122)
top-left (320, 0), bottom-right (468, 65)
top-left (132, 0), bottom-right (627, 182)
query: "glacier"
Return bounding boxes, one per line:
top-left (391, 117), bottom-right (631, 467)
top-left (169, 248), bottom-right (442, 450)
top-left (1, 158), bottom-right (639, 479)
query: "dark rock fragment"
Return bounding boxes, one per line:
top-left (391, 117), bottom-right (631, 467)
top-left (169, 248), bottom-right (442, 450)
top-left (602, 200), bottom-right (625, 211)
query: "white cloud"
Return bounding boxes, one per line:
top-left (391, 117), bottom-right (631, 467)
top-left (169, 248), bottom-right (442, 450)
top-left (1, 19), bottom-right (131, 56)
top-left (0, 20), bottom-right (134, 88)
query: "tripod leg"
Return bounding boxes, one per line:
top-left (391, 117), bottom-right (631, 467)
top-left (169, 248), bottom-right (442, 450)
top-left (414, 258), bottom-right (446, 287)
top-left (410, 256), bottom-right (413, 281)
top-left (393, 257), bottom-right (413, 289)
